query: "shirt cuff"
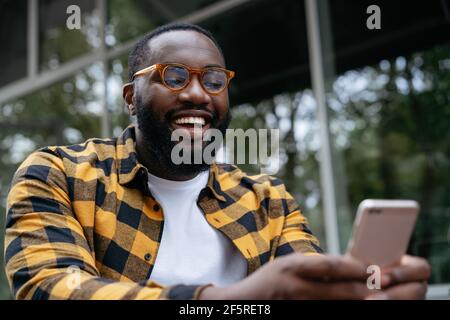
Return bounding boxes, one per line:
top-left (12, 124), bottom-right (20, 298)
top-left (160, 283), bottom-right (214, 300)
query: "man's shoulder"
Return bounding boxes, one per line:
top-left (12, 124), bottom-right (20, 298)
top-left (56, 137), bottom-right (118, 162)
top-left (212, 164), bottom-right (297, 218)
top-left (16, 136), bottom-right (118, 176)
top-left (214, 163), bottom-right (286, 191)
top-left (38, 136), bottom-right (115, 159)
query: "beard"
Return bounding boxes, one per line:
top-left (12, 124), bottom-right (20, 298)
top-left (135, 95), bottom-right (231, 178)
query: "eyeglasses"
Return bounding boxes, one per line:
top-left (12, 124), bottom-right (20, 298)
top-left (132, 63), bottom-right (235, 95)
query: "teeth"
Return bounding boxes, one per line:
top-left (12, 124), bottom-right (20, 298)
top-left (174, 117), bottom-right (205, 125)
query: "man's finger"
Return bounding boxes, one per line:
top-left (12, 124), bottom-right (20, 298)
top-left (292, 255), bottom-right (369, 281)
top-left (366, 281), bottom-right (428, 300)
top-left (293, 279), bottom-right (372, 300)
top-left (385, 255), bottom-right (431, 285)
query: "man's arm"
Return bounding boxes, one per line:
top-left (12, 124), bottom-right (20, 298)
top-left (270, 178), bottom-right (323, 256)
top-left (200, 178), bottom-right (372, 300)
top-left (199, 178), bottom-right (430, 300)
top-left (4, 149), bottom-right (208, 300)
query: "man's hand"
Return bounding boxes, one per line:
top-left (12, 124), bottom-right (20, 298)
top-left (200, 253), bottom-right (373, 300)
top-left (366, 255), bottom-right (431, 300)
top-left (199, 254), bottom-right (431, 300)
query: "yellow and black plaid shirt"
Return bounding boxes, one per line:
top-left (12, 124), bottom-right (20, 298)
top-left (4, 125), bottom-right (322, 300)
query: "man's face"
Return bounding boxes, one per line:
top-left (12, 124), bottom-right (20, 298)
top-left (128, 30), bottom-right (231, 176)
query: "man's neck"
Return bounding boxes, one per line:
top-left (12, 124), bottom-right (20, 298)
top-left (135, 129), bottom-right (198, 181)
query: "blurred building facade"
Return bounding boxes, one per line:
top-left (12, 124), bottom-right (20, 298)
top-left (0, 0), bottom-right (449, 299)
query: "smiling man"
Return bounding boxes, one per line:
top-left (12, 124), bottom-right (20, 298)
top-left (4, 23), bottom-right (430, 300)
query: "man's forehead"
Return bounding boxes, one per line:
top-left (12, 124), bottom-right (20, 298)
top-left (145, 30), bottom-right (224, 66)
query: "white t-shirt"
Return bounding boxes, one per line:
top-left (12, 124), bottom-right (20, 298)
top-left (147, 170), bottom-right (247, 287)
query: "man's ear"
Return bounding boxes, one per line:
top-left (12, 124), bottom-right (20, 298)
top-left (123, 82), bottom-right (136, 116)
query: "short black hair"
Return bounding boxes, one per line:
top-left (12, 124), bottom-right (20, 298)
top-left (127, 22), bottom-right (223, 81)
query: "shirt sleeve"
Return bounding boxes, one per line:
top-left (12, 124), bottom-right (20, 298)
top-left (4, 149), bottom-right (209, 300)
top-left (270, 178), bottom-right (324, 257)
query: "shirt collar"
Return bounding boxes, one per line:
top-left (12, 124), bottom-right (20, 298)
top-left (116, 125), bottom-right (227, 202)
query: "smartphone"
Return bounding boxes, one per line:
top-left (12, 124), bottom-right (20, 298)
top-left (346, 199), bottom-right (420, 268)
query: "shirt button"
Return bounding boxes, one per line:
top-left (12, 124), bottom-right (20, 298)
top-left (153, 204), bottom-right (160, 211)
top-left (144, 253), bottom-right (152, 261)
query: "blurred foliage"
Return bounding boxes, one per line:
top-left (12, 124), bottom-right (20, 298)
top-left (327, 44), bottom-right (450, 283)
top-left (106, 0), bottom-right (221, 46)
top-left (39, 0), bottom-right (97, 71)
top-left (107, 0), bottom-right (156, 45)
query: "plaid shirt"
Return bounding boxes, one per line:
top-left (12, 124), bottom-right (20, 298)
top-left (4, 125), bottom-right (322, 300)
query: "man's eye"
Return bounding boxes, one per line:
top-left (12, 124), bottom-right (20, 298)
top-left (172, 77), bottom-right (185, 84)
top-left (206, 82), bottom-right (222, 89)
top-left (166, 77), bottom-right (186, 86)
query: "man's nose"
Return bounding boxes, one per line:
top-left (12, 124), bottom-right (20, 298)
top-left (178, 75), bottom-right (212, 105)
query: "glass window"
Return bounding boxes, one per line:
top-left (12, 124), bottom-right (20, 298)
top-left (322, 0), bottom-right (450, 284)
top-left (0, 0), bottom-right (27, 87)
top-left (39, 0), bottom-right (97, 71)
top-left (107, 0), bottom-right (155, 47)
top-left (106, 0), bottom-right (222, 47)
top-left (328, 45), bottom-right (450, 284)
top-left (108, 54), bottom-right (132, 137)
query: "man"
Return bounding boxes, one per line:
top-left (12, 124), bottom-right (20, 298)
top-left (4, 23), bottom-right (430, 300)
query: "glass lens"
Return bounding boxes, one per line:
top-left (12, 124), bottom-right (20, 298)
top-left (202, 69), bottom-right (227, 93)
top-left (163, 65), bottom-right (189, 89)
